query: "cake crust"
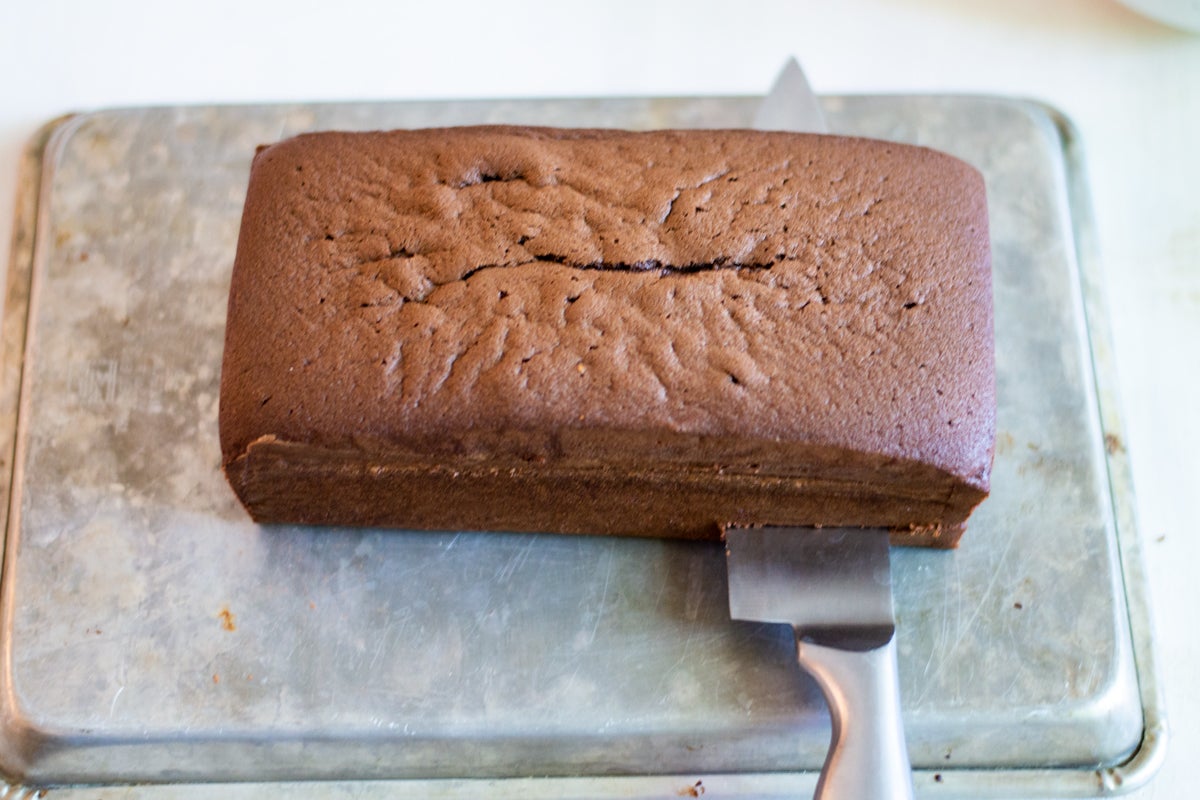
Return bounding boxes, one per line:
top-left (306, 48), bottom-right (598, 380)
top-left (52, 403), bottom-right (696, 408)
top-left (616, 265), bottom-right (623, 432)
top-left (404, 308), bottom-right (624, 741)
top-left (219, 126), bottom-right (994, 545)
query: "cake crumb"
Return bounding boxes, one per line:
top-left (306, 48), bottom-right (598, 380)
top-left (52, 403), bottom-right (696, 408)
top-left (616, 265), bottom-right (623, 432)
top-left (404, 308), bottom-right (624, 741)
top-left (218, 607), bottom-right (236, 632)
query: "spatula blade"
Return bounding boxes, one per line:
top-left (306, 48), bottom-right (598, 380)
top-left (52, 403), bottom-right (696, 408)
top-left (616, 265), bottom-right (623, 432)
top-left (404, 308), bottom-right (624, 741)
top-left (725, 527), bottom-right (894, 649)
top-left (753, 57), bottom-right (830, 135)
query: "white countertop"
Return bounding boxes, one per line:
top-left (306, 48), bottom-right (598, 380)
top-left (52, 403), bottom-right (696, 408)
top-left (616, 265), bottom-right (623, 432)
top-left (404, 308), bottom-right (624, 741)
top-left (1, 1), bottom-right (1196, 797)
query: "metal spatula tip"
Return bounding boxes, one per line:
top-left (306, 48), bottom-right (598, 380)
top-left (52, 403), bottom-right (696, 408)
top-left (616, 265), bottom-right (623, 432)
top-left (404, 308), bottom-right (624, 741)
top-left (754, 58), bottom-right (829, 135)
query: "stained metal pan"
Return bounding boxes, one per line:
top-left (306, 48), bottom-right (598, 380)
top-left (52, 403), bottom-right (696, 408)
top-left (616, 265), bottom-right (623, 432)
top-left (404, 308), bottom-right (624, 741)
top-left (0, 94), bottom-right (1163, 797)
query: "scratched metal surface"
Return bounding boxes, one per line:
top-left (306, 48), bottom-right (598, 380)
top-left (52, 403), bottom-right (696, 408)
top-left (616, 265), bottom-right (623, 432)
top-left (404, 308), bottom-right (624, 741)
top-left (0, 96), bottom-right (1141, 785)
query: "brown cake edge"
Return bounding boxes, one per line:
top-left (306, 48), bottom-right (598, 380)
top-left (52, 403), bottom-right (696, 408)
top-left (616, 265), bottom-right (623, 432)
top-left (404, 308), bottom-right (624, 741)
top-left (224, 436), bottom-right (980, 548)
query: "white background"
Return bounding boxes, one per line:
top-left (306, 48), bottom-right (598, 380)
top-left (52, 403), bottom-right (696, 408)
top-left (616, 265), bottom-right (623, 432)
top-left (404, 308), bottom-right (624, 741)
top-left (1, 1), bottom-right (1197, 797)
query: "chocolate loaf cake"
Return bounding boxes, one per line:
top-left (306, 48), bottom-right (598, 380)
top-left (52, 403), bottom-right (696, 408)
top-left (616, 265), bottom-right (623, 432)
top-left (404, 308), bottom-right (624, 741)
top-left (219, 126), bottom-right (994, 547)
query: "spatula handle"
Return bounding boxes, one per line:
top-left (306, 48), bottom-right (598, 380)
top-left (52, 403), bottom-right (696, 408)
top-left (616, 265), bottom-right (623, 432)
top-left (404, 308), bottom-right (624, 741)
top-left (795, 633), bottom-right (914, 800)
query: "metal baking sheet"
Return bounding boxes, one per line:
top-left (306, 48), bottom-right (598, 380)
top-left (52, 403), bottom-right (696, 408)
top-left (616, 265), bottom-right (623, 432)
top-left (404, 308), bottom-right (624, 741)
top-left (0, 95), bottom-right (1162, 796)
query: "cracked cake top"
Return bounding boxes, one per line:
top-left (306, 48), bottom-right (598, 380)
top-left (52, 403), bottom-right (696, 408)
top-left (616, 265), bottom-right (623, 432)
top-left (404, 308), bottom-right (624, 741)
top-left (219, 126), bottom-right (993, 490)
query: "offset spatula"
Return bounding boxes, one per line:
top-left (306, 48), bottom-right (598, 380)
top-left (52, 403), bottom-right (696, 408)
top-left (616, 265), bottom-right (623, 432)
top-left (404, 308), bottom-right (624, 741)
top-left (726, 60), bottom-right (914, 800)
top-left (726, 527), bottom-right (912, 799)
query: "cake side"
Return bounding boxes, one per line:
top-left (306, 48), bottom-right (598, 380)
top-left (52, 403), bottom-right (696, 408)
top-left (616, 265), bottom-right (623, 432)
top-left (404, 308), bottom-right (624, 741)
top-left (224, 436), bottom-right (981, 547)
top-left (219, 126), bottom-right (994, 543)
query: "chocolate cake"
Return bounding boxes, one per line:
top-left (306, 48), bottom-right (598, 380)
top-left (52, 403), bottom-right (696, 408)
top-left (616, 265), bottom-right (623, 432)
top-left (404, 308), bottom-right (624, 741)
top-left (219, 126), bottom-right (994, 547)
